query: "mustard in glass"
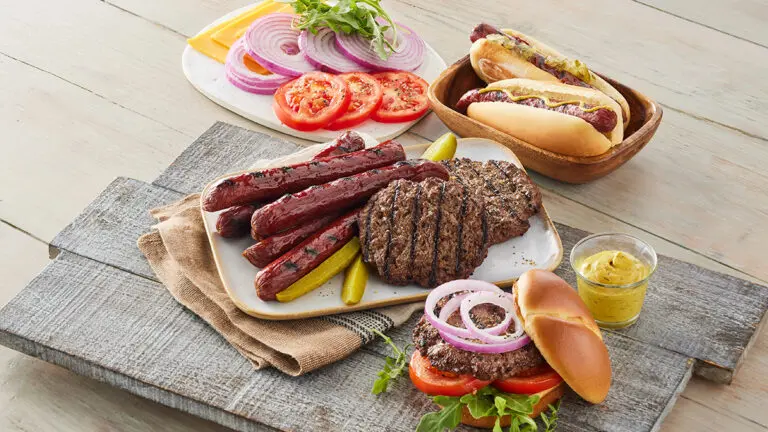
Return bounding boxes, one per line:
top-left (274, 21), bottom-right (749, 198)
top-left (570, 233), bottom-right (657, 329)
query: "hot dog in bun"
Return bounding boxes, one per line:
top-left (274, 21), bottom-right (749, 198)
top-left (469, 23), bottom-right (630, 128)
top-left (411, 271), bottom-right (611, 430)
top-left (456, 78), bottom-right (624, 157)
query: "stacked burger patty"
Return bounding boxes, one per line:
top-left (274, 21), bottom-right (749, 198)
top-left (359, 158), bottom-right (543, 287)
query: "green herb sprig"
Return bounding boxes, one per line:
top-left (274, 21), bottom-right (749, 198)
top-left (416, 386), bottom-right (561, 432)
top-left (370, 329), bottom-right (411, 394)
top-left (287, 0), bottom-right (398, 60)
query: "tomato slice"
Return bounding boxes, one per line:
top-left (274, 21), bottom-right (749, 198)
top-left (273, 72), bottom-right (351, 131)
top-left (491, 364), bottom-right (564, 395)
top-left (370, 71), bottom-right (429, 123)
top-left (409, 351), bottom-right (491, 397)
top-left (326, 72), bottom-right (383, 130)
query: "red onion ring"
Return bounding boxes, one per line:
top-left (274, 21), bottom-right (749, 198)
top-left (244, 13), bottom-right (316, 77)
top-left (438, 329), bottom-right (531, 354)
top-left (299, 28), bottom-right (370, 74)
top-left (225, 38), bottom-right (292, 94)
top-left (460, 291), bottom-right (524, 344)
top-left (425, 280), bottom-right (503, 337)
top-left (425, 279), bottom-right (531, 354)
top-left (438, 293), bottom-right (512, 338)
top-left (335, 21), bottom-right (425, 71)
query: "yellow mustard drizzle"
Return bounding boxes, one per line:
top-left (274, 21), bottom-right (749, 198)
top-left (478, 88), bottom-right (611, 113)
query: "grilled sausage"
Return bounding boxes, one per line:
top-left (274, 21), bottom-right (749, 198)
top-left (216, 204), bottom-right (260, 238)
top-left (202, 140), bottom-right (405, 211)
top-left (254, 209), bottom-right (360, 301)
top-left (251, 160), bottom-right (449, 237)
top-left (243, 212), bottom-right (341, 268)
top-left (455, 88), bottom-right (617, 133)
top-left (313, 131), bottom-right (365, 159)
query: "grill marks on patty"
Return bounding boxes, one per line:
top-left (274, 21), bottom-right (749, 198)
top-left (442, 158), bottom-right (542, 245)
top-left (359, 178), bottom-right (489, 287)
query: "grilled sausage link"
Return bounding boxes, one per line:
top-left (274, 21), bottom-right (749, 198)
top-left (455, 88), bottom-right (617, 133)
top-left (202, 140), bottom-right (405, 211)
top-left (243, 212), bottom-right (341, 268)
top-left (313, 131), bottom-right (365, 159)
top-left (255, 209), bottom-right (360, 301)
top-left (251, 160), bottom-right (449, 237)
top-left (469, 23), bottom-right (591, 88)
top-left (216, 204), bottom-right (260, 238)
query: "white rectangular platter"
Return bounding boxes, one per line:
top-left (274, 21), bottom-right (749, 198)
top-left (182, 2), bottom-right (447, 143)
top-left (201, 137), bottom-right (563, 320)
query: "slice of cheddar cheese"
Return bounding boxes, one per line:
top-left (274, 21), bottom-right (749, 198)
top-left (212, 2), bottom-right (293, 49)
top-left (187, 0), bottom-right (290, 64)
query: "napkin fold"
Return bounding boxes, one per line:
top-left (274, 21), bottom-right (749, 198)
top-left (138, 194), bottom-right (421, 376)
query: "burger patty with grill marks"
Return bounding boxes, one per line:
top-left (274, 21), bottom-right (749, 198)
top-left (359, 177), bottom-right (489, 288)
top-left (412, 301), bottom-right (545, 381)
top-left (442, 158), bottom-right (542, 245)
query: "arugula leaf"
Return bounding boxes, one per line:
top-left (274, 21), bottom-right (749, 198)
top-left (370, 329), bottom-right (410, 394)
top-left (416, 396), bottom-right (463, 432)
top-left (540, 401), bottom-right (561, 432)
top-left (416, 386), bottom-right (561, 432)
top-left (288, 0), bottom-right (399, 60)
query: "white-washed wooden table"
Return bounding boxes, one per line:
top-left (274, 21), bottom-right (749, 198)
top-left (0, 0), bottom-right (767, 431)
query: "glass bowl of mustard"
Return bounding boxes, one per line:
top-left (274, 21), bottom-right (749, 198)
top-left (570, 233), bottom-right (657, 329)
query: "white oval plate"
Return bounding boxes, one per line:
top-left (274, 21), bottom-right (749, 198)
top-left (201, 137), bottom-right (563, 320)
top-left (182, 2), bottom-right (448, 143)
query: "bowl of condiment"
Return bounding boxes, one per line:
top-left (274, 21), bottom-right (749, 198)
top-left (569, 233), bottom-right (657, 329)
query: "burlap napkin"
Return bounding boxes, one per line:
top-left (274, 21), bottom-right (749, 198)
top-left (137, 194), bottom-right (422, 376)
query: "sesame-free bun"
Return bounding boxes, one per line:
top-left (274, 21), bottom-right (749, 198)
top-left (469, 29), bottom-right (630, 127)
top-left (514, 270), bottom-right (612, 404)
top-left (465, 78), bottom-right (624, 156)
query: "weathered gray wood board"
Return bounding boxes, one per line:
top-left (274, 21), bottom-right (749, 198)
top-left (1, 121), bottom-right (765, 432)
top-left (0, 250), bottom-right (691, 432)
top-left (146, 121), bottom-right (768, 382)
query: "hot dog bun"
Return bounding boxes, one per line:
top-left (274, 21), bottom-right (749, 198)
top-left (465, 78), bottom-right (623, 157)
top-left (469, 29), bottom-right (631, 127)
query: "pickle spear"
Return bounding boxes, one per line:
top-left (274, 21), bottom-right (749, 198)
top-left (420, 132), bottom-right (457, 161)
top-left (342, 253), bottom-right (369, 305)
top-left (276, 237), bottom-right (361, 302)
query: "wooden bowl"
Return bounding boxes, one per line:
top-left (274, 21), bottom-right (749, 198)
top-left (428, 55), bottom-right (663, 183)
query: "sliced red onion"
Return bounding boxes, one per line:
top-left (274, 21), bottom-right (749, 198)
top-left (438, 293), bottom-right (512, 338)
top-left (425, 280), bottom-right (503, 337)
top-left (299, 28), bottom-right (370, 74)
top-left (244, 13), bottom-right (316, 77)
top-left (425, 279), bottom-right (531, 354)
top-left (335, 22), bottom-right (425, 71)
top-left (225, 38), bottom-right (292, 94)
top-left (460, 291), bottom-right (524, 344)
top-left (438, 329), bottom-right (531, 354)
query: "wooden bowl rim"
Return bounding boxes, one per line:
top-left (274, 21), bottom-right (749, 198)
top-left (427, 55), bottom-right (662, 166)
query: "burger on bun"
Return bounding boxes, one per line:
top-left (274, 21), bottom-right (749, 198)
top-left (410, 270), bottom-right (611, 430)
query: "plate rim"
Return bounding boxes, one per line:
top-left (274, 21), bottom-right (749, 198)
top-left (201, 138), bottom-right (563, 320)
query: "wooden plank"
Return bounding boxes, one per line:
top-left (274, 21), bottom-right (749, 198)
top-left (0, 54), bottom-right (188, 243)
top-left (50, 177), bottom-right (183, 279)
top-left (50, 124), bottom-right (768, 384)
top-left (0, 251), bottom-right (692, 432)
top-left (637, 0), bottom-right (768, 48)
top-left (0, 344), bottom-right (231, 432)
top-left (107, 0), bottom-right (768, 140)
